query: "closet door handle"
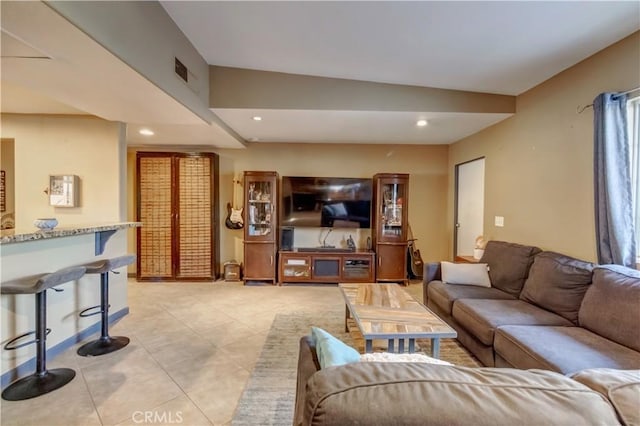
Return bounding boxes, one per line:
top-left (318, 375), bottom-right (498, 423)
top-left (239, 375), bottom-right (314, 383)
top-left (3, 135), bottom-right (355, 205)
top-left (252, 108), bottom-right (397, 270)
top-left (270, 255), bottom-right (273, 265)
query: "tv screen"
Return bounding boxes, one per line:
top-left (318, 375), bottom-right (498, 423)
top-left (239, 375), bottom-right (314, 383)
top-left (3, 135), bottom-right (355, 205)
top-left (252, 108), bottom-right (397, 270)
top-left (281, 176), bottom-right (372, 228)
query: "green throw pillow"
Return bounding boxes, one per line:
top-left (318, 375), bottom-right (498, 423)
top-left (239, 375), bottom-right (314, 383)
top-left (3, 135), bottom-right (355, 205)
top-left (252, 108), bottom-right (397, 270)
top-left (311, 326), bottom-right (360, 369)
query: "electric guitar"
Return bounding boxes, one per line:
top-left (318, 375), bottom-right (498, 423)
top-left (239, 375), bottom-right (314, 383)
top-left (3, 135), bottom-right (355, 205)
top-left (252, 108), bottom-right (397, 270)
top-left (225, 203), bottom-right (244, 229)
top-left (225, 179), bottom-right (244, 230)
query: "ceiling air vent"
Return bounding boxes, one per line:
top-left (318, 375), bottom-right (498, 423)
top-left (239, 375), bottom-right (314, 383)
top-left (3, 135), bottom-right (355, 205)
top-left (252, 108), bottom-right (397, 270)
top-left (174, 57), bottom-right (188, 83)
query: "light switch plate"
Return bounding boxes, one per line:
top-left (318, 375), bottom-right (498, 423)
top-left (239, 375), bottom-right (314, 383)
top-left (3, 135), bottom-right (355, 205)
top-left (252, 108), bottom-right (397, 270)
top-left (495, 216), bottom-right (505, 227)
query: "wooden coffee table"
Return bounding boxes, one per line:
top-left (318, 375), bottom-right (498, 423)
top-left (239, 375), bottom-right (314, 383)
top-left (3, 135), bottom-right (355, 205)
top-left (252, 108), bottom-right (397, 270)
top-left (338, 283), bottom-right (457, 357)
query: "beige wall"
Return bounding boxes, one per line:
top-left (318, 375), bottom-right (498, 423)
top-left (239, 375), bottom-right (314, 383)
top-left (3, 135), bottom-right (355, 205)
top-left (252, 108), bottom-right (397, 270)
top-left (1, 114), bottom-right (125, 228)
top-left (1, 114), bottom-right (130, 375)
top-left (127, 143), bottom-right (449, 276)
top-left (448, 31), bottom-right (640, 262)
top-left (217, 143), bottom-right (450, 268)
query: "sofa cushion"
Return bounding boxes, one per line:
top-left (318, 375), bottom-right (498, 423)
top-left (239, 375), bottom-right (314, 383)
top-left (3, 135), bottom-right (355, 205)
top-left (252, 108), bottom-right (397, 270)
top-left (579, 265), bottom-right (640, 352)
top-left (452, 299), bottom-right (573, 346)
top-left (303, 362), bottom-right (620, 426)
top-left (519, 252), bottom-right (594, 324)
top-left (495, 325), bottom-right (640, 375)
top-left (479, 240), bottom-right (542, 297)
top-left (570, 368), bottom-right (640, 426)
top-left (427, 280), bottom-right (515, 316)
top-left (441, 261), bottom-right (491, 287)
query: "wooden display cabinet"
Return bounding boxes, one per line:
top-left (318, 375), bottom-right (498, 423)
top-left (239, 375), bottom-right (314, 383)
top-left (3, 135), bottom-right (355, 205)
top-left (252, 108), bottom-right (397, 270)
top-left (279, 251), bottom-right (375, 285)
top-left (372, 173), bottom-right (409, 284)
top-left (243, 171), bottom-right (278, 284)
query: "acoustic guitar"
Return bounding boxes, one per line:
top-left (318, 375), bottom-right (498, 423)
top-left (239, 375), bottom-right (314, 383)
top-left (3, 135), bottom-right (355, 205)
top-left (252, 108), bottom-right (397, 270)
top-left (407, 225), bottom-right (424, 279)
top-left (225, 179), bottom-right (244, 230)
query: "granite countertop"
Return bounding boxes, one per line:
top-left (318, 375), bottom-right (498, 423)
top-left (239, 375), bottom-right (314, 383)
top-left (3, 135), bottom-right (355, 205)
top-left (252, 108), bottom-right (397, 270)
top-left (0, 222), bottom-right (142, 245)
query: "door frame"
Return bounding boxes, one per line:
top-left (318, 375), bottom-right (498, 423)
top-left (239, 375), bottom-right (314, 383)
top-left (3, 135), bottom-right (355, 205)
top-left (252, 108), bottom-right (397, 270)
top-left (453, 156), bottom-right (485, 258)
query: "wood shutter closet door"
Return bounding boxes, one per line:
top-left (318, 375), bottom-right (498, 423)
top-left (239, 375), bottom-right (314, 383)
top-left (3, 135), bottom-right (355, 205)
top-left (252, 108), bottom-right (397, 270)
top-left (138, 156), bottom-right (173, 278)
top-left (176, 156), bottom-right (213, 279)
top-left (137, 152), bottom-right (218, 281)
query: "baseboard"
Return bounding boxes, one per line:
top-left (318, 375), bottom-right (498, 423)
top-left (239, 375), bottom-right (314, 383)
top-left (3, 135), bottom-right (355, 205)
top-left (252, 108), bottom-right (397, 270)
top-left (1, 307), bottom-right (129, 388)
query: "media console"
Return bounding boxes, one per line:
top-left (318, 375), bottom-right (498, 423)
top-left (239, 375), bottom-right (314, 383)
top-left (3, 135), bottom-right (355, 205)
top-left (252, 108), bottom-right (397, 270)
top-left (278, 250), bottom-right (375, 285)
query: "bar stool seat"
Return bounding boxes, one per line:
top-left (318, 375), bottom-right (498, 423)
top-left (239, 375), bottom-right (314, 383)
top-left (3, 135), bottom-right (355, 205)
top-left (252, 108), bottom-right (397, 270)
top-left (77, 255), bottom-right (135, 357)
top-left (1, 266), bottom-right (86, 401)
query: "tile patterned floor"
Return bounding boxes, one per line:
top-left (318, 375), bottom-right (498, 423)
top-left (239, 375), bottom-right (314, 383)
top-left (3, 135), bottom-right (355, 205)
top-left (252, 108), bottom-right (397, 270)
top-left (0, 279), bottom-right (425, 426)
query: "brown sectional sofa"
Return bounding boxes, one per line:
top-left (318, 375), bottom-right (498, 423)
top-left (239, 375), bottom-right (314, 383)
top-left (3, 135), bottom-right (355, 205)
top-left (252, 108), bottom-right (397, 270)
top-left (423, 241), bottom-right (640, 374)
top-left (294, 335), bottom-right (639, 425)
top-left (293, 240), bottom-right (640, 425)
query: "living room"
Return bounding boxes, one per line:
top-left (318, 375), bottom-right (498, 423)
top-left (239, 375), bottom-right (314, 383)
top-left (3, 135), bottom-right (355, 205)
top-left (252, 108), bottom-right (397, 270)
top-left (1, 1), bottom-right (639, 425)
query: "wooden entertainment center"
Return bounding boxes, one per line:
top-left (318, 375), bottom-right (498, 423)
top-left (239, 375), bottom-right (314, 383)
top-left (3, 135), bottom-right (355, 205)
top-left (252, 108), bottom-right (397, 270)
top-left (279, 250), bottom-right (375, 285)
top-left (242, 171), bottom-right (409, 285)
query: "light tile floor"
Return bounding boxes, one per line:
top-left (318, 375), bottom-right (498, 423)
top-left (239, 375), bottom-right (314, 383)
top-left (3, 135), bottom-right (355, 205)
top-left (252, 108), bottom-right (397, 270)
top-left (1, 279), bottom-right (424, 426)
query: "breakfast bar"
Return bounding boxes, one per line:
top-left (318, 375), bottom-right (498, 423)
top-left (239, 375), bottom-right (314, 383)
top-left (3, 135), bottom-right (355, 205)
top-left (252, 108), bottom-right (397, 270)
top-left (0, 222), bottom-right (140, 384)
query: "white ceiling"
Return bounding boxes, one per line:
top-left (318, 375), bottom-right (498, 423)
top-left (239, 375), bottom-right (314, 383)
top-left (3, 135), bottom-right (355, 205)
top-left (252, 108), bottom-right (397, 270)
top-left (214, 109), bottom-right (513, 145)
top-left (162, 1), bottom-right (639, 95)
top-left (2, 1), bottom-right (639, 148)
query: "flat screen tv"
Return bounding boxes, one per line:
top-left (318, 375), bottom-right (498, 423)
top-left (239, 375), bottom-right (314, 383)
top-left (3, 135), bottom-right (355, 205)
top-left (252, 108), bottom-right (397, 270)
top-left (281, 176), bottom-right (372, 228)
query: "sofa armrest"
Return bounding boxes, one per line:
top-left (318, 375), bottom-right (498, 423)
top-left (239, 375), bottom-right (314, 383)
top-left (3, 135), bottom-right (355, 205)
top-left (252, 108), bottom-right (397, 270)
top-left (422, 262), bottom-right (441, 304)
top-left (294, 336), bottom-right (320, 426)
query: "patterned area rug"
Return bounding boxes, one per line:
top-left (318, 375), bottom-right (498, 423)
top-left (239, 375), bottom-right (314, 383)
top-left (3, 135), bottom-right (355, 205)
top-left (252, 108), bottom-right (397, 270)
top-left (231, 310), bottom-right (480, 425)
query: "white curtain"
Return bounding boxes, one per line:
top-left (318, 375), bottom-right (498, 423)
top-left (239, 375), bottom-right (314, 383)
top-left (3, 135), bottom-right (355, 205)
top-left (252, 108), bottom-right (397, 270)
top-left (628, 98), bottom-right (640, 263)
top-left (593, 93), bottom-right (637, 267)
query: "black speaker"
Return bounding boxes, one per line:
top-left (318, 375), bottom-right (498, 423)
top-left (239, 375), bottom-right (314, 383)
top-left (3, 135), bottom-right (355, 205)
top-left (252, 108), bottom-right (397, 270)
top-left (281, 227), bottom-right (294, 251)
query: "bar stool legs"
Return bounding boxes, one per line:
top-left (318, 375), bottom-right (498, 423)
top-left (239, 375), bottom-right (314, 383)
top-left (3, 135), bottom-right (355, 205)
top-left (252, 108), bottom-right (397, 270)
top-left (77, 255), bottom-right (135, 357)
top-left (2, 291), bottom-right (76, 401)
top-left (76, 271), bottom-right (129, 356)
top-left (1, 266), bottom-right (86, 401)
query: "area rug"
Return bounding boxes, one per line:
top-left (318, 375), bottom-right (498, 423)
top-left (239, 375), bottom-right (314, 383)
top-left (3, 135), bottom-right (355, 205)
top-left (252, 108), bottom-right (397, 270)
top-left (231, 311), bottom-right (480, 425)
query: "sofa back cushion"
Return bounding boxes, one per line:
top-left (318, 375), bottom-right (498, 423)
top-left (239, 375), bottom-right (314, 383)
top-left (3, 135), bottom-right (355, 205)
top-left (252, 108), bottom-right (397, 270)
top-left (303, 363), bottom-right (621, 426)
top-left (579, 265), bottom-right (640, 352)
top-left (479, 241), bottom-right (541, 297)
top-left (519, 252), bottom-right (594, 324)
top-left (570, 368), bottom-right (640, 426)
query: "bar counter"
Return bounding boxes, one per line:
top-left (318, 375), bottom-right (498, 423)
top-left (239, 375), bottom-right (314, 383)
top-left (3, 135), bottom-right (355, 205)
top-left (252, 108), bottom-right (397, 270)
top-left (1, 221), bottom-right (141, 384)
top-left (1, 221), bottom-right (141, 245)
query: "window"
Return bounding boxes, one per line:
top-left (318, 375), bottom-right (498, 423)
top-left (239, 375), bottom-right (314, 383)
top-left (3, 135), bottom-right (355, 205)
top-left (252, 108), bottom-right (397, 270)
top-left (627, 96), bottom-right (640, 265)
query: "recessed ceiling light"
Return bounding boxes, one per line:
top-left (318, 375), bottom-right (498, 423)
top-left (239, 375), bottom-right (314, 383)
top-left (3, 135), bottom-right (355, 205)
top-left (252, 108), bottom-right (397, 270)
top-left (416, 119), bottom-right (428, 127)
top-left (139, 128), bottom-right (154, 136)
top-left (252, 116), bottom-right (262, 121)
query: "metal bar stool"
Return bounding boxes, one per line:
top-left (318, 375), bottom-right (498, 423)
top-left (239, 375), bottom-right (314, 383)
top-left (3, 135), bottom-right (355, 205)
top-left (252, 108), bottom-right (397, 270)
top-left (1, 266), bottom-right (87, 401)
top-left (77, 255), bottom-right (135, 357)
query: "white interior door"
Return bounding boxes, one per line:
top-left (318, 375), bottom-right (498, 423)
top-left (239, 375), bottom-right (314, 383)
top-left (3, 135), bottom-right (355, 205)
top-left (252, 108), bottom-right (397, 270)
top-left (455, 158), bottom-right (485, 256)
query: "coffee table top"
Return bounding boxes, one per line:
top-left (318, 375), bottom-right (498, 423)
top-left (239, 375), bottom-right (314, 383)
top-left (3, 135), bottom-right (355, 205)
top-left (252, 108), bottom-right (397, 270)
top-left (338, 283), bottom-right (457, 340)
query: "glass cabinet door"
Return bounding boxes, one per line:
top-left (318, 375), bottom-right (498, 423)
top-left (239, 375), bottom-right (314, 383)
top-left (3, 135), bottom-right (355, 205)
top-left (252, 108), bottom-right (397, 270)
top-left (244, 171), bottom-right (278, 242)
top-left (378, 179), bottom-right (407, 242)
top-left (247, 180), bottom-right (274, 237)
top-left (281, 256), bottom-right (311, 280)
